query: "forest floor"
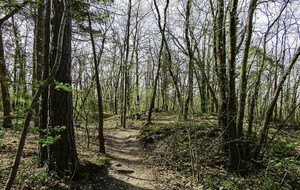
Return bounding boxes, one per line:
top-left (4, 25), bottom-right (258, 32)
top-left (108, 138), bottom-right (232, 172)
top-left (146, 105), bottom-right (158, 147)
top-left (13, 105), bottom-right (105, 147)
top-left (0, 113), bottom-right (183, 190)
top-left (0, 111), bottom-right (299, 189)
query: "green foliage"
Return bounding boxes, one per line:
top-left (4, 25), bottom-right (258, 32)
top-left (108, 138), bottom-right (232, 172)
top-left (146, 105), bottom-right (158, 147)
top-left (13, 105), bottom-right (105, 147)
top-left (14, 121), bottom-right (24, 132)
top-left (222, 179), bottom-right (236, 190)
top-left (54, 81), bottom-right (82, 94)
top-left (30, 123), bottom-right (39, 134)
top-left (73, 0), bottom-right (89, 22)
top-left (31, 80), bottom-right (42, 91)
top-left (101, 12), bottom-right (110, 19)
top-left (37, 126), bottom-right (67, 147)
top-left (274, 156), bottom-right (300, 175)
top-left (99, 0), bottom-right (110, 5)
top-left (28, 171), bottom-right (47, 185)
top-left (49, 171), bottom-right (60, 179)
top-left (55, 82), bottom-right (73, 92)
top-left (15, 176), bottom-right (23, 185)
top-left (266, 179), bottom-right (281, 190)
top-left (267, 138), bottom-right (297, 158)
top-left (95, 156), bottom-right (111, 168)
top-left (38, 136), bottom-right (62, 147)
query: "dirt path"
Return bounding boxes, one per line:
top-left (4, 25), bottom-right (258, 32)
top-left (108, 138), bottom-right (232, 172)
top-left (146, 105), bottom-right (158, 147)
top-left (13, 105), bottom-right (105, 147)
top-left (103, 127), bottom-right (159, 190)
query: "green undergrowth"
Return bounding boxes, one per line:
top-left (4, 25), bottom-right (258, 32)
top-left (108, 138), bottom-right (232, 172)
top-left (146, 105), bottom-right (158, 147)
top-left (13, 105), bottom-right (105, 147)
top-left (6, 156), bottom-right (111, 190)
top-left (140, 114), bottom-right (300, 190)
top-left (95, 156), bottom-right (111, 168)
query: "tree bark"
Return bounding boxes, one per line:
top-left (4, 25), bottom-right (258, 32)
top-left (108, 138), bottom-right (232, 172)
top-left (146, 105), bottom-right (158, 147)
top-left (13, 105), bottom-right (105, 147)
top-left (39, 0), bottom-right (49, 165)
top-left (147, 0), bottom-right (169, 124)
top-left (183, 0), bottom-right (194, 120)
top-left (0, 27), bottom-right (12, 128)
top-left (48, 0), bottom-right (78, 176)
top-left (87, 11), bottom-right (105, 153)
top-left (236, 0), bottom-right (258, 138)
top-left (227, 0), bottom-right (240, 172)
top-left (213, 0), bottom-right (228, 151)
top-left (121, 0), bottom-right (132, 128)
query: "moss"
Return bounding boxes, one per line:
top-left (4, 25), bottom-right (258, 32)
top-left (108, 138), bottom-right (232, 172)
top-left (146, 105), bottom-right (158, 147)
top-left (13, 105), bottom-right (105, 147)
top-left (95, 156), bottom-right (111, 168)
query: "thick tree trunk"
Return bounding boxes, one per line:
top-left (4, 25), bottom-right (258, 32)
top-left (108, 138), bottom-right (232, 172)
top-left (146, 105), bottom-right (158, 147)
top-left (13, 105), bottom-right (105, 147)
top-left (48, 0), bottom-right (78, 176)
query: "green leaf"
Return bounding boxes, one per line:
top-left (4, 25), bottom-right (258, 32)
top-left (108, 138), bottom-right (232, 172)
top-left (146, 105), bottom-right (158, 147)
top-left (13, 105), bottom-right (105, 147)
top-left (275, 162), bottom-right (282, 167)
top-left (55, 81), bottom-right (73, 92)
top-left (99, 0), bottom-right (109, 5)
top-left (287, 142), bottom-right (295, 148)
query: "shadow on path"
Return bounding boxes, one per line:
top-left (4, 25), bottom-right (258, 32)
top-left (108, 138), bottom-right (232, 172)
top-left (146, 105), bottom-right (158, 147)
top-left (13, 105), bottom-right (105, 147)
top-left (72, 127), bottom-right (157, 190)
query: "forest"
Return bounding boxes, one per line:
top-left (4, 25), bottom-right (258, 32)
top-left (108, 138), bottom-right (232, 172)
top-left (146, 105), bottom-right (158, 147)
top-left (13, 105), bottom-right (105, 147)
top-left (0, 0), bottom-right (299, 189)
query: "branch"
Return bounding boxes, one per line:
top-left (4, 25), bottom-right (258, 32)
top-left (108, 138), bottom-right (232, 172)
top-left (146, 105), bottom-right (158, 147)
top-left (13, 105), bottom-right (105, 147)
top-left (0, 0), bottom-right (31, 25)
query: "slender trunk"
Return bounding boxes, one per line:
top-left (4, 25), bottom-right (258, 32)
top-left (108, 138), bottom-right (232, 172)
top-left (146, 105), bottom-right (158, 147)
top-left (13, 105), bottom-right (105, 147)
top-left (121, 0), bottom-right (132, 128)
top-left (253, 47), bottom-right (300, 159)
top-left (39, 0), bottom-right (49, 165)
top-left (87, 12), bottom-right (105, 153)
top-left (214, 0), bottom-right (228, 151)
top-left (183, 0), bottom-right (194, 120)
top-left (147, 0), bottom-right (169, 123)
top-left (236, 0), bottom-right (258, 139)
top-left (227, 0), bottom-right (241, 172)
top-left (0, 27), bottom-right (12, 128)
top-left (247, 1), bottom-right (289, 146)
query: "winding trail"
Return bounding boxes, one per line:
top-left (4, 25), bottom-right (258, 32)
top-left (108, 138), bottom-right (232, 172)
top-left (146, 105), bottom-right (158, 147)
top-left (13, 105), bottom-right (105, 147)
top-left (103, 127), bottom-right (158, 190)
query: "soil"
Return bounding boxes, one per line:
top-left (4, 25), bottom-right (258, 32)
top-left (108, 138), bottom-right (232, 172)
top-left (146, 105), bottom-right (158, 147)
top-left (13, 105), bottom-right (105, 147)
top-left (0, 122), bottom-right (181, 190)
top-left (103, 127), bottom-right (159, 190)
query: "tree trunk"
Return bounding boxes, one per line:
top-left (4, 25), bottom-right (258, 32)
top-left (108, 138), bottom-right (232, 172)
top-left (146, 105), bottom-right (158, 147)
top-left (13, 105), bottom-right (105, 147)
top-left (39, 0), bottom-right (49, 165)
top-left (121, 0), bottom-right (132, 128)
top-left (253, 47), bottom-right (300, 159)
top-left (227, 0), bottom-right (241, 172)
top-left (183, 0), bottom-right (194, 120)
top-left (48, 0), bottom-right (78, 176)
top-left (213, 0), bottom-right (228, 151)
top-left (0, 27), bottom-right (12, 128)
top-left (147, 0), bottom-right (169, 124)
top-left (87, 11), bottom-right (105, 153)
